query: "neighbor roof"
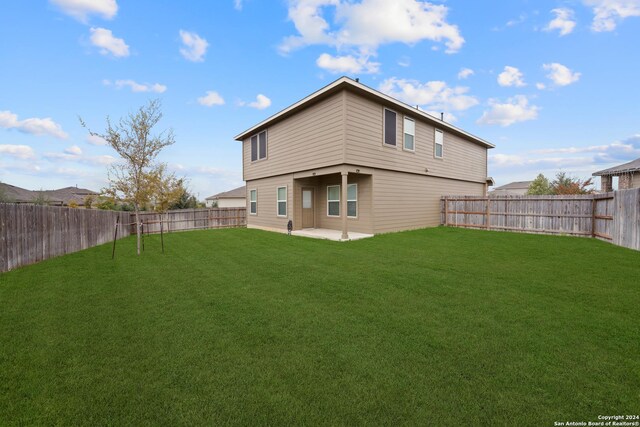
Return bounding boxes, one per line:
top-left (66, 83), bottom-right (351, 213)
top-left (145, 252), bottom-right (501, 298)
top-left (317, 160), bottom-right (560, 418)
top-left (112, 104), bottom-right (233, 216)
top-left (205, 185), bottom-right (246, 200)
top-left (592, 158), bottom-right (640, 176)
top-left (0, 183), bottom-right (41, 203)
top-left (493, 181), bottom-right (533, 190)
top-left (234, 76), bottom-right (495, 149)
top-left (0, 183), bottom-right (97, 205)
top-left (40, 186), bottom-right (97, 205)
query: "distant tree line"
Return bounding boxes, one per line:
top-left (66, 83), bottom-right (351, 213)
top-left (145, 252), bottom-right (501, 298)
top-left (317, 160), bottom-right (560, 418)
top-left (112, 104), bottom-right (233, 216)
top-left (526, 172), bottom-right (594, 195)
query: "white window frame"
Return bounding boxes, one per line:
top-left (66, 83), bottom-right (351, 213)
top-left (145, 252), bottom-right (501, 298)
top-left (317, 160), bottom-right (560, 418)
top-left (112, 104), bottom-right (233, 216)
top-left (383, 108), bottom-right (397, 147)
top-left (434, 129), bottom-right (444, 159)
top-left (347, 183), bottom-right (357, 218)
top-left (327, 185), bottom-right (340, 217)
top-left (276, 186), bottom-right (287, 218)
top-left (403, 116), bottom-right (415, 152)
top-left (249, 189), bottom-right (257, 215)
top-left (250, 130), bottom-right (268, 162)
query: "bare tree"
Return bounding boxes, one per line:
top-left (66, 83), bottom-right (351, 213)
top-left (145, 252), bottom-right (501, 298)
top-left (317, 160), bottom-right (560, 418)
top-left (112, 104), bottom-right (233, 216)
top-left (81, 99), bottom-right (175, 255)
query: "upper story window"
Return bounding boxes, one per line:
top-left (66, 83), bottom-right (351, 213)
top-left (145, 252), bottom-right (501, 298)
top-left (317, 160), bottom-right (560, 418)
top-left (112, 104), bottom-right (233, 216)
top-left (383, 108), bottom-right (397, 147)
top-left (434, 129), bottom-right (444, 159)
top-left (403, 117), bottom-right (415, 151)
top-left (250, 130), bottom-right (267, 162)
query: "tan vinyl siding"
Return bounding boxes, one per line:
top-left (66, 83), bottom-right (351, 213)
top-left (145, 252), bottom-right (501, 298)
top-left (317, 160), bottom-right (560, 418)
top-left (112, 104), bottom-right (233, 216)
top-left (632, 173), bottom-right (640, 188)
top-left (243, 93), bottom-right (345, 181)
top-left (345, 91), bottom-right (487, 183)
top-left (372, 168), bottom-right (484, 234)
top-left (246, 175), bottom-right (293, 232)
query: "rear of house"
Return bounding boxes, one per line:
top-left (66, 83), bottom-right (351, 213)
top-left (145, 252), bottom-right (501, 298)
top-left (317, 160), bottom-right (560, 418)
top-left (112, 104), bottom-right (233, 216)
top-left (235, 77), bottom-right (494, 238)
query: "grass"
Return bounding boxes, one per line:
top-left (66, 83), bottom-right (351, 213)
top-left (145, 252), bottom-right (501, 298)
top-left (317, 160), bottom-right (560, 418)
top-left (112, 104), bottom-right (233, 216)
top-left (0, 227), bottom-right (639, 426)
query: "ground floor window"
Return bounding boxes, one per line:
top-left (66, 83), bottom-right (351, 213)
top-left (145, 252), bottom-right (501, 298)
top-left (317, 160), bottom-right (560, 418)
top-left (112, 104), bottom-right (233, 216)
top-left (327, 185), bottom-right (340, 216)
top-left (277, 186), bottom-right (287, 217)
top-left (347, 183), bottom-right (357, 218)
top-left (249, 189), bottom-right (257, 214)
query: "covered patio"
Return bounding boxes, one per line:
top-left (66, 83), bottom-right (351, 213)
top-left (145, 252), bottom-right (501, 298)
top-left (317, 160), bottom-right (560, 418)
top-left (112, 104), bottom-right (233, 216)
top-left (292, 165), bottom-right (374, 239)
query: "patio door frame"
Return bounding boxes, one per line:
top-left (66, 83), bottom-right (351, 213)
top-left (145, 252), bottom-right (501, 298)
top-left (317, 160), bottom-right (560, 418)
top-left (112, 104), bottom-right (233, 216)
top-left (301, 187), bottom-right (315, 228)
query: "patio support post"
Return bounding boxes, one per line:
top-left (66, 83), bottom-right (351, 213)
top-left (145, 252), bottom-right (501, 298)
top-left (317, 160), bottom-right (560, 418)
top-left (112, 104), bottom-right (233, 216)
top-left (341, 171), bottom-right (349, 240)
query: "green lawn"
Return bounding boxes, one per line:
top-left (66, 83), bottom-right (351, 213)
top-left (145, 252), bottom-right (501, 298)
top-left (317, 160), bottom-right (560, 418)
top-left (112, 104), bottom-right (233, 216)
top-left (1, 227), bottom-right (638, 426)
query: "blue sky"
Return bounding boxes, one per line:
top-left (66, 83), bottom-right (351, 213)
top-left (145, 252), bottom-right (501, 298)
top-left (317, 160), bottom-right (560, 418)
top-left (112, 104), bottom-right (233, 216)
top-left (1, 0), bottom-right (639, 197)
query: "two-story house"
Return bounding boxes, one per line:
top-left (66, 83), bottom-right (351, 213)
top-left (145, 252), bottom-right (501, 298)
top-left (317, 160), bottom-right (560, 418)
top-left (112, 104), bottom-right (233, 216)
top-left (234, 77), bottom-right (494, 240)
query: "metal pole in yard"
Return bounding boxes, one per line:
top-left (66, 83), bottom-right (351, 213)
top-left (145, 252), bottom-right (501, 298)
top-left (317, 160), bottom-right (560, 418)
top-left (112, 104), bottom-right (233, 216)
top-left (141, 220), bottom-right (145, 252)
top-left (160, 215), bottom-right (165, 254)
top-left (112, 215), bottom-right (119, 260)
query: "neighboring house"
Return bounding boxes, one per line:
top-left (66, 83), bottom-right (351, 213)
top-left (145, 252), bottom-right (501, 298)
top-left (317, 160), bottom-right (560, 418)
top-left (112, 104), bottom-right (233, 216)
top-left (490, 181), bottom-right (533, 196)
top-left (0, 183), bottom-right (97, 206)
top-left (205, 186), bottom-right (246, 208)
top-left (41, 186), bottom-right (98, 206)
top-left (234, 77), bottom-right (494, 239)
top-left (593, 157), bottom-right (640, 192)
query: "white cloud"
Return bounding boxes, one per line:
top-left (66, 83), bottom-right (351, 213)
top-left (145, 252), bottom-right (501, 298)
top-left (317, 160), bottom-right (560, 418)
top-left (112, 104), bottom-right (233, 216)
top-left (497, 66), bottom-right (526, 87)
top-left (585, 0), bottom-right (640, 31)
top-left (89, 27), bottom-right (129, 57)
top-left (50, 0), bottom-right (117, 22)
top-left (197, 91), bottom-right (225, 107)
top-left (506, 14), bottom-right (527, 27)
top-left (489, 153), bottom-right (590, 169)
top-left (0, 110), bottom-right (68, 139)
top-left (44, 152), bottom-right (78, 161)
top-left (0, 144), bottom-right (35, 159)
top-left (86, 134), bottom-right (107, 146)
top-left (64, 145), bottom-right (83, 156)
top-left (543, 63), bottom-right (581, 86)
top-left (378, 78), bottom-right (479, 121)
top-left (104, 79), bottom-right (167, 93)
top-left (488, 135), bottom-right (640, 181)
top-left (536, 82), bottom-right (546, 90)
top-left (397, 56), bottom-right (411, 67)
top-left (92, 155), bottom-right (117, 165)
top-left (45, 150), bottom-right (117, 166)
top-left (179, 30), bottom-right (208, 62)
top-left (457, 68), bottom-right (474, 80)
top-left (234, 0), bottom-right (243, 10)
top-left (477, 95), bottom-right (539, 127)
top-left (280, 0), bottom-right (464, 57)
top-left (545, 8), bottom-right (577, 36)
top-left (316, 52), bottom-right (380, 74)
top-left (247, 94), bottom-right (272, 110)
top-left (531, 135), bottom-right (640, 164)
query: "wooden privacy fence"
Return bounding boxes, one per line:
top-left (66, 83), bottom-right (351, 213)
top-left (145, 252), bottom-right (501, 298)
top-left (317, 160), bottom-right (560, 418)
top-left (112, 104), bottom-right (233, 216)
top-left (0, 203), bottom-right (131, 273)
top-left (0, 206), bottom-right (247, 273)
top-left (441, 188), bottom-right (640, 251)
top-left (133, 208), bottom-right (246, 234)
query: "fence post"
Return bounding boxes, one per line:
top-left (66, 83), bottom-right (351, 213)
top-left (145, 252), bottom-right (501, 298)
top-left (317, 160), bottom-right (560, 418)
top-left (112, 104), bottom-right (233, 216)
top-left (591, 197), bottom-right (596, 238)
top-left (443, 197), bottom-right (448, 226)
top-left (486, 197), bottom-right (491, 229)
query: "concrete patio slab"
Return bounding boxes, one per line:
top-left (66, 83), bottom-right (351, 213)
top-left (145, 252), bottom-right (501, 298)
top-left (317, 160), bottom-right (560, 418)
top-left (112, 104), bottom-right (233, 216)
top-left (291, 228), bottom-right (374, 242)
